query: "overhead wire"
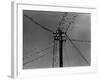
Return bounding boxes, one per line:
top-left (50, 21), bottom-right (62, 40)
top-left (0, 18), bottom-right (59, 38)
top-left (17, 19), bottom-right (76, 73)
top-left (23, 51), bottom-right (52, 66)
top-left (24, 15), bottom-right (54, 33)
top-left (66, 34), bottom-right (90, 65)
top-left (60, 13), bottom-right (90, 65)
top-left (52, 12), bottom-right (68, 67)
top-left (57, 12), bottom-right (68, 28)
top-left (24, 43), bottom-right (54, 60)
top-left (65, 14), bottom-right (90, 43)
top-left (23, 12), bottom-right (90, 67)
top-left (70, 39), bottom-right (90, 43)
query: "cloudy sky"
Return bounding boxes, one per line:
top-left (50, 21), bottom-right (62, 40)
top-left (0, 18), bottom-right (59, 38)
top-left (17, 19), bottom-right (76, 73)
top-left (23, 10), bottom-right (91, 69)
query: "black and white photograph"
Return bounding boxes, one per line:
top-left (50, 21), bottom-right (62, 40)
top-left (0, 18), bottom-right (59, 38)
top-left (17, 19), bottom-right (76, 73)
top-left (23, 10), bottom-right (91, 69)
top-left (11, 2), bottom-right (97, 78)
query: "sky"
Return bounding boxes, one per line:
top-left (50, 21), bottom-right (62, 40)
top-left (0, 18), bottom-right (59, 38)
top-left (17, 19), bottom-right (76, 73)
top-left (23, 10), bottom-right (91, 69)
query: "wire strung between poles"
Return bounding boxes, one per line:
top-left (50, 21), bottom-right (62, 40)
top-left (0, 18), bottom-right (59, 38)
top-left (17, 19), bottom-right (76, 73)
top-left (65, 34), bottom-right (90, 65)
top-left (24, 15), bottom-right (54, 33)
top-left (70, 39), bottom-right (90, 43)
top-left (65, 15), bottom-right (78, 33)
top-left (24, 44), bottom-right (54, 60)
top-left (64, 14), bottom-right (90, 43)
top-left (23, 12), bottom-right (90, 67)
top-left (57, 12), bottom-right (68, 28)
top-left (23, 51), bottom-right (51, 66)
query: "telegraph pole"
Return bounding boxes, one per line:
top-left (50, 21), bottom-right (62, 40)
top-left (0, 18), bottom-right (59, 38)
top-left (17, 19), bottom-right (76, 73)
top-left (53, 28), bottom-right (66, 67)
top-left (59, 29), bottom-right (63, 67)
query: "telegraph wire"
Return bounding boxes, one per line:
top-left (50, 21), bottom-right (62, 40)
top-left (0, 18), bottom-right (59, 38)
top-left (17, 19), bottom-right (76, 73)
top-left (71, 39), bottom-right (90, 43)
top-left (63, 13), bottom-right (90, 65)
top-left (23, 51), bottom-right (51, 66)
top-left (24, 43), bottom-right (54, 59)
top-left (23, 12), bottom-right (90, 67)
top-left (24, 15), bottom-right (54, 33)
top-left (57, 12), bottom-right (68, 28)
top-left (66, 34), bottom-right (90, 65)
top-left (65, 15), bottom-right (78, 33)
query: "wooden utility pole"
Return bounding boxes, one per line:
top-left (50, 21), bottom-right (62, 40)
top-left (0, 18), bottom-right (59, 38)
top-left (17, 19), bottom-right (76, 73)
top-left (53, 28), bottom-right (66, 67)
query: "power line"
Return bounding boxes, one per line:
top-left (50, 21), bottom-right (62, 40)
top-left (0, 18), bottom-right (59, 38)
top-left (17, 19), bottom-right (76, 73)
top-left (62, 13), bottom-right (90, 65)
top-left (23, 51), bottom-right (51, 66)
top-left (23, 12), bottom-right (90, 68)
top-left (54, 12), bottom-right (69, 67)
top-left (64, 14), bottom-right (90, 65)
top-left (24, 44), bottom-right (54, 59)
top-left (58, 12), bottom-right (68, 28)
top-left (66, 22), bottom-right (72, 33)
top-left (66, 34), bottom-right (90, 65)
top-left (57, 12), bottom-right (90, 66)
top-left (71, 39), bottom-right (90, 43)
top-left (65, 14), bottom-right (78, 33)
top-left (24, 15), bottom-right (54, 33)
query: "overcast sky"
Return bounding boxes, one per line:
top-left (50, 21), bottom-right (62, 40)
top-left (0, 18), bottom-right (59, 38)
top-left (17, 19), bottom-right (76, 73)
top-left (23, 10), bottom-right (91, 69)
